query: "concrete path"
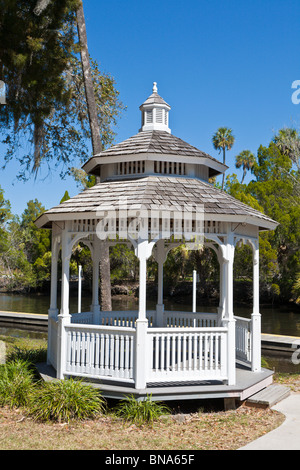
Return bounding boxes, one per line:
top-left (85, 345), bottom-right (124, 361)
top-left (240, 393), bottom-right (300, 450)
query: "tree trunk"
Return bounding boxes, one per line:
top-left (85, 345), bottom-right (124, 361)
top-left (222, 147), bottom-right (226, 190)
top-left (76, 1), bottom-right (112, 310)
top-left (76, 2), bottom-right (103, 156)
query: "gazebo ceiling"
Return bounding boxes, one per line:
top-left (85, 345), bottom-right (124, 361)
top-left (36, 175), bottom-right (278, 231)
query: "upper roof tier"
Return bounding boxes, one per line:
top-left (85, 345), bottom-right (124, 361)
top-left (82, 82), bottom-right (227, 179)
top-left (82, 130), bottom-right (227, 178)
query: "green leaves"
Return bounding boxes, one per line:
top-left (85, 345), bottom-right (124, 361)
top-left (114, 394), bottom-right (170, 426)
top-left (0, 1), bottom-right (125, 180)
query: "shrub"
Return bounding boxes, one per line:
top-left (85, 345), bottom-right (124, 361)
top-left (6, 346), bottom-right (47, 366)
top-left (0, 359), bottom-right (36, 409)
top-left (114, 394), bottom-right (170, 426)
top-left (28, 378), bottom-right (106, 423)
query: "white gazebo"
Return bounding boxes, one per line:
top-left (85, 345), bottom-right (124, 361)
top-left (36, 83), bottom-right (278, 403)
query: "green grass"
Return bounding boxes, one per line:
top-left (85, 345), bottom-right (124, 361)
top-left (28, 379), bottom-right (106, 423)
top-left (114, 394), bottom-right (171, 426)
top-left (0, 359), bottom-right (36, 409)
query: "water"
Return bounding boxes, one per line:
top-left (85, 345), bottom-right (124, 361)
top-left (1, 292), bottom-right (300, 337)
top-left (1, 292), bottom-right (300, 373)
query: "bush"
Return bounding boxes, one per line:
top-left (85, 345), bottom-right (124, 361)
top-left (0, 359), bottom-right (36, 409)
top-left (114, 394), bottom-right (170, 426)
top-left (6, 346), bottom-right (47, 366)
top-left (28, 379), bottom-right (106, 423)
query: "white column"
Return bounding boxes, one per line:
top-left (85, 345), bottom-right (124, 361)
top-left (138, 246), bottom-right (147, 321)
top-left (47, 231), bottom-right (60, 366)
top-left (222, 232), bottom-right (236, 385)
top-left (49, 236), bottom-right (59, 315)
top-left (78, 265), bottom-right (82, 313)
top-left (251, 241), bottom-right (261, 372)
top-left (91, 238), bottom-right (101, 323)
top-left (156, 239), bottom-right (165, 327)
top-left (218, 255), bottom-right (226, 324)
top-left (57, 223), bottom-right (72, 379)
top-left (192, 270), bottom-right (197, 313)
top-left (134, 239), bottom-right (154, 389)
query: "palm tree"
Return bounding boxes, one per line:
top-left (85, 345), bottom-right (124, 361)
top-left (212, 127), bottom-right (235, 190)
top-left (273, 127), bottom-right (300, 171)
top-left (235, 150), bottom-right (256, 184)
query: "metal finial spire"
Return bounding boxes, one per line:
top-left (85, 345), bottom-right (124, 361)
top-left (153, 82), bottom-right (158, 93)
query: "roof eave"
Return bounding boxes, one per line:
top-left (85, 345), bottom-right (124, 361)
top-left (82, 152), bottom-right (228, 176)
top-left (35, 209), bottom-right (279, 233)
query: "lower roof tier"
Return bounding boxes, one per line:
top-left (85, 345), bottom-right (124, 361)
top-left (35, 176), bottom-right (278, 232)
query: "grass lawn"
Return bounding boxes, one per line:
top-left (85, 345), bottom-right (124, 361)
top-left (0, 333), bottom-right (296, 451)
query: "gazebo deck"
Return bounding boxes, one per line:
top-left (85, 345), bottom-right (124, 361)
top-left (37, 361), bottom-right (274, 403)
top-left (45, 309), bottom-right (268, 401)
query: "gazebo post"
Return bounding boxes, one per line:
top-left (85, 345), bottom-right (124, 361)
top-left (47, 228), bottom-right (60, 365)
top-left (57, 222), bottom-right (72, 379)
top-left (222, 229), bottom-right (236, 386)
top-left (134, 238), bottom-right (154, 389)
top-left (91, 237), bottom-right (101, 323)
top-left (156, 239), bottom-right (165, 327)
top-left (135, 241), bottom-right (148, 389)
top-left (251, 240), bottom-right (261, 372)
top-left (217, 245), bottom-right (226, 324)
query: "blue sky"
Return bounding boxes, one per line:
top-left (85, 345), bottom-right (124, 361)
top-left (1, 0), bottom-right (300, 215)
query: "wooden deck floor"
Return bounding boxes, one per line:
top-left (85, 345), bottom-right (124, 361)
top-left (36, 361), bottom-right (274, 403)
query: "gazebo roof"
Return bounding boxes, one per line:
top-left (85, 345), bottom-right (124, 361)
top-left (36, 175), bottom-right (278, 231)
top-left (82, 130), bottom-right (227, 177)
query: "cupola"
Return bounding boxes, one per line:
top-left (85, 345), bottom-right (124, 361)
top-left (139, 82), bottom-right (171, 133)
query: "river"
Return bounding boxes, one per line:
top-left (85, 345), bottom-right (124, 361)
top-left (0, 292), bottom-right (300, 337)
top-left (1, 292), bottom-right (300, 373)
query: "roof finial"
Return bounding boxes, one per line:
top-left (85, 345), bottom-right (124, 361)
top-left (153, 82), bottom-right (158, 93)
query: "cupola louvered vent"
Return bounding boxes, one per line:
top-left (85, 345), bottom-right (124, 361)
top-left (156, 108), bottom-right (163, 123)
top-left (146, 110), bottom-right (153, 123)
top-left (139, 82), bottom-right (171, 133)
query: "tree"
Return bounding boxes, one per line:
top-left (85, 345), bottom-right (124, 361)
top-left (1, 1), bottom-right (125, 309)
top-left (235, 150), bottom-right (256, 184)
top-left (246, 143), bottom-right (300, 300)
top-left (76, 1), bottom-right (112, 310)
top-left (212, 127), bottom-right (235, 190)
top-left (0, 0), bottom-right (79, 174)
top-left (0, 1), bottom-right (124, 179)
top-left (273, 127), bottom-right (300, 171)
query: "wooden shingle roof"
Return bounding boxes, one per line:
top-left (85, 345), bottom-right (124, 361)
top-left (36, 176), bottom-right (278, 231)
top-left (82, 130), bottom-right (227, 176)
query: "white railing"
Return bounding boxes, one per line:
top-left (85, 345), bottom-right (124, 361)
top-left (71, 310), bottom-right (218, 329)
top-left (147, 327), bottom-right (228, 383)
top-left (99, 310), bottom-right (138, 327)
top-left (60, 311), bottom-right (255, 385)
top-left (235, 316), bottom-right (252, 363)
top-left (64, 324), bottom-right (135, 382)
top-left (163, 311), bottom-right (218, 328)
top-left (71, 311), bottom-right (94, 324)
